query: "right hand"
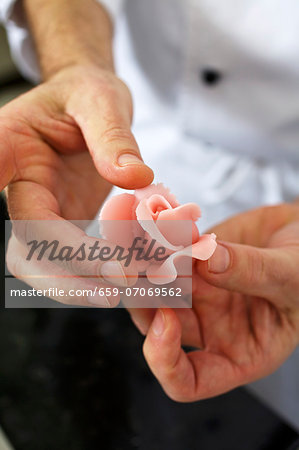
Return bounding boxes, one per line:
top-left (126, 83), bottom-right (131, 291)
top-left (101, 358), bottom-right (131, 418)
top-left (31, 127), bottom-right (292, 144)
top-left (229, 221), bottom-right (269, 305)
top-left (2, 64), bottom-right (153, 306)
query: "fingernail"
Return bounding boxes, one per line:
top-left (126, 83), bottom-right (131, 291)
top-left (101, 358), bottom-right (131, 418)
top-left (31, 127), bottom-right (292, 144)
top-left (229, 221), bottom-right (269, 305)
top-left (208, 244), bottom-right (230, 273)
top-left (100, 261), bottom-right (128, 287)
top-left (118, 153), bottom-right (143, 166)
top-left (87, 295), bottom-right (110, 308)
top-left (133, 319), bottom-right (148, 336)
top-left (152, 309), bottom-right (165, 337)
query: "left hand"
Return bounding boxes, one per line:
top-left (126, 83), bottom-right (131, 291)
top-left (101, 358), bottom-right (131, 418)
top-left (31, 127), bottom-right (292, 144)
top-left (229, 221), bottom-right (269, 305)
top-left (3, 66), bottom-right (152, 306)
top-left (129, 203), bottom-right (299, 401)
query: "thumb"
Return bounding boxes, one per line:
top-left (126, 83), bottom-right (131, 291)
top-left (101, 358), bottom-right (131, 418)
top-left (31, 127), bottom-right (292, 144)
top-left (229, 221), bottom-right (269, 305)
top-left (197, 241), bottom-right (295, 304)
top-left (67, 81), bottom-right (154, 189)
top-left (143, 308), bottom-right (197, 402)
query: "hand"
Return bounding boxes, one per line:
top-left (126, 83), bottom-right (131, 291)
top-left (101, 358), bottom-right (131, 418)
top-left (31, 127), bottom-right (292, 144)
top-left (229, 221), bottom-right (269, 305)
top-left (130, 204), bottom-right (299, 401)
top-left (3, 65), bottom-right (153, 306)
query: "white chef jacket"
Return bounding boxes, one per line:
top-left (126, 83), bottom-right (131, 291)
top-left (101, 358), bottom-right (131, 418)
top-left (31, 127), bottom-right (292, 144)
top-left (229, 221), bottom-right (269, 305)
top-left (1, 0), bottom-right (299, 431)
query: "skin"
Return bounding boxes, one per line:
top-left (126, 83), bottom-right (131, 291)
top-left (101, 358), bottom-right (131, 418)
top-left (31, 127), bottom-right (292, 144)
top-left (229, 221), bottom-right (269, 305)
top-left (130, 204), bottom-right (299, 401)
top-left (3, 0), bottom-right (299, 400)
top-left (3, 0), bottom-right (153, 305)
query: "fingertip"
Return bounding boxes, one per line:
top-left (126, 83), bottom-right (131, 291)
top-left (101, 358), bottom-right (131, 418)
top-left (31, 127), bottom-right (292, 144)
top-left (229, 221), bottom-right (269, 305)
top-left (196, 241), bottom-right (274, 299)
top-left (151, 308), bottom-right (166, 337)
top-left (86, 284), bottom-right (121, 308)
top-left (143, 308), bottom-right (193, 401)
top-left (143, 311), bottom-right (166, 365)
top-left (207, 243), bottom-right (231, 274)
top-left (146, 308), bottom-right (181, 349)
top-left (114, 163), bottom-right (154, 189)
top-left (128, 308), bottom-right (156, 336)
top-left (98, 157), bottom-right (154, 189)
top-left (196, 241), bottom-right (231, 282)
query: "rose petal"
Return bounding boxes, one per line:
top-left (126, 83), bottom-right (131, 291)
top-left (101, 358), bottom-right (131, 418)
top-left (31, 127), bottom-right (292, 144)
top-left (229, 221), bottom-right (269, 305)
top-left (157, 203), bottom-right (201, 245)
top-left (191, 233), bottom-right (217, 260)
top-left (146, 234), bottom-right (217, 285)
top-left (135, 183), bottom-right (179, 208)
top-left (99, 193), bottom-right (136, 247)
top-left (98, 184), bottom-right (216, 287)
top-left (136, 198), bottom-right (183, 251)
top-left (158, 203), bottom-right (201, 222)
top-left (146, 194), bottom-right (172, 219)
top-left (99, 193), bottom-right (136, 221)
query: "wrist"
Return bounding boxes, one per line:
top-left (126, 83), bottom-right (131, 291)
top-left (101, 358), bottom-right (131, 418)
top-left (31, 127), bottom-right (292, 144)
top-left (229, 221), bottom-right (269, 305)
top-left (45, 63), bottom-right (117, 87)
top-left (43, 59), bottom-right (115, 83)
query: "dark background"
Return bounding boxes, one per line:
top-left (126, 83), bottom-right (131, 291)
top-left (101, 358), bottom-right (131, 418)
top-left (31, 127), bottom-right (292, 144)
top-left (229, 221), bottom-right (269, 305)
top-left (0, 25), bottom-right (299, 450)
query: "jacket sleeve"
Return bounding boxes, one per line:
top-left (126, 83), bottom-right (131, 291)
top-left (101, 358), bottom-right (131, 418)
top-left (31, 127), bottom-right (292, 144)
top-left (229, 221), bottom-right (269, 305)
top-left (0, 0), bottom-right (40, 82)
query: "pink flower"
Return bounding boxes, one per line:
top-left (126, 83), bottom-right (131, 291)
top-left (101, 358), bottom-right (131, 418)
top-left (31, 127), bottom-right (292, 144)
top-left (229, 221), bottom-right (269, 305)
top-left (99, 183), bottom-right (217, 285)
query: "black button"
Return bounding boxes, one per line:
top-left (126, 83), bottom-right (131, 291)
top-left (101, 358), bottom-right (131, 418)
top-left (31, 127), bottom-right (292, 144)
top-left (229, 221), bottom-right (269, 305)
top-left (201, 68), bottom-right (222, 86)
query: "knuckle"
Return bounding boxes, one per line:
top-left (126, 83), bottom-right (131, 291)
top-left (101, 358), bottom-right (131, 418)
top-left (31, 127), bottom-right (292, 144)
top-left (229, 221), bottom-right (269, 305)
top-left (266, 250), bottom-right (295, 293)
top-left (101, 125), bottom-right (135, 145)
top-left (247, 249), bottom-right (266, 286)
top-left (260, 204), bottom-right (296, 232)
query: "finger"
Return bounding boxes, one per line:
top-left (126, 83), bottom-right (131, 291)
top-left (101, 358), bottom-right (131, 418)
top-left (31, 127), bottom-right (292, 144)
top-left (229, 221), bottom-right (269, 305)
top-left (6, 234), bottom-right (119, 307)
top-left (143, 308), bottom-right (198, 401)
top-left (143, 309), bottom-right (247, 402)
top-left (174, 308), bottom-right (203, 348)
top-left (129, 307), bottom-right (203, 347)
top-left (128, 308), bottom-right (156, 335)
top-left (7, 182), bottom-right (138, 287)
top-left (196, 240), bottom-right (298, 306)
top-left (67, 81), bottom-right (154, 189)
top-left (206, 204), bottom-right (299, 246)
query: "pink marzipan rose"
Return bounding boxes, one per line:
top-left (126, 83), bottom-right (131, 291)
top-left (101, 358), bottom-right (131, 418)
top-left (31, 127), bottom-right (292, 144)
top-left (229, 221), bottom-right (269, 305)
top-left (99, 183), bottom-right (217, 285)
